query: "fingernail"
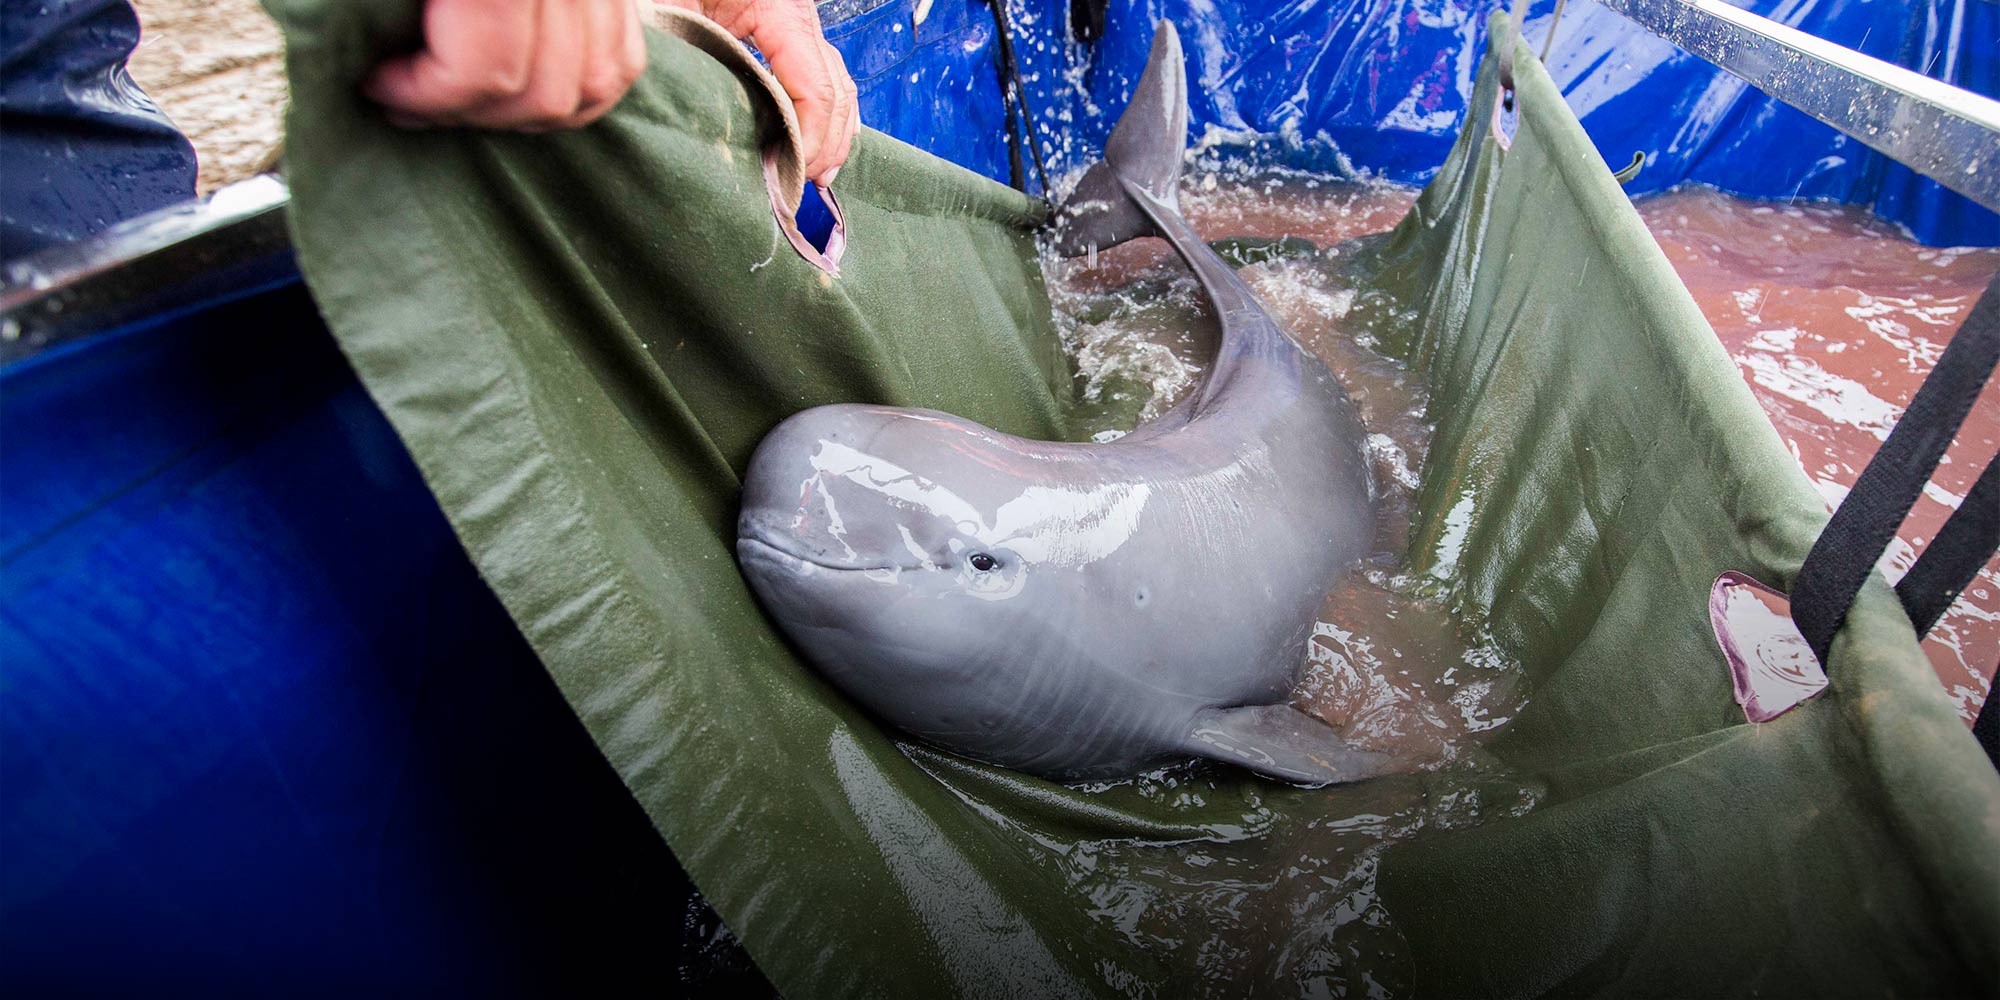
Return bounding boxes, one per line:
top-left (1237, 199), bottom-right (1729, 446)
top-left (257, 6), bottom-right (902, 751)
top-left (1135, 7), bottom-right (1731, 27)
top-left (822, 165), bottom-right (840, 186)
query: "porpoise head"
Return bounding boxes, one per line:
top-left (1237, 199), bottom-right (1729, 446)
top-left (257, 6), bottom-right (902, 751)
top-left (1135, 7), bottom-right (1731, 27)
top-left (736, 403), bottom-right (1151, 752)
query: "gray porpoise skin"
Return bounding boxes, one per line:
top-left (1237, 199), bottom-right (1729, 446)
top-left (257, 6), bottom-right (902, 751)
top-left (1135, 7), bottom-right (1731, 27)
top-left (736, 22), bottom-right (1402, 785)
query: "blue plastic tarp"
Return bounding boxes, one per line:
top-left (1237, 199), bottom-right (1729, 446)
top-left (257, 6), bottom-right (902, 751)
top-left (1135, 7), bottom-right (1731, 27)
top-left (0, 284), bottom-right (765, 993)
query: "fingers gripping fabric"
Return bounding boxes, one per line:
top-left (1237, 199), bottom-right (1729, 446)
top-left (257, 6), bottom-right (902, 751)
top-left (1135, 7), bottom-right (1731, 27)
top-left (645, 5), bottom-right (847, 271)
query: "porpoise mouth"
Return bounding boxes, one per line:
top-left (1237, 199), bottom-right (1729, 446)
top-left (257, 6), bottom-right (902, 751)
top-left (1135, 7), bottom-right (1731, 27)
top-left (735, 532), bottom-right (924, 575)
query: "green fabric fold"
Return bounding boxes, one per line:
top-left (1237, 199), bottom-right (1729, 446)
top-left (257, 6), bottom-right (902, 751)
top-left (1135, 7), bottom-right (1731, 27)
top-left (1362, 16), bottom-right (2000, 997)
top-left (268, 1), bottom-right (2000, 994)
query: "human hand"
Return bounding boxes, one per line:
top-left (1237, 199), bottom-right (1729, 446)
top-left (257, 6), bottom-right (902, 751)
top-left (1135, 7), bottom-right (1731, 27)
top-left (680, 0), bottom-right (859, 183)
top-left (365, 0), bottom-right (648, 131)
top-left (364, 0), bottom-right (860, 184)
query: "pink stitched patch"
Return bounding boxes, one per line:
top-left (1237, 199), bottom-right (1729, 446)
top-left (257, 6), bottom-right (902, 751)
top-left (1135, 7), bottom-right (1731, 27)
top-left (1489, 87), bottom-right (1516, 151)
top-left (763, 155), bottom-right (846, 275)
top-left (1709, 571), bottom-right (1828, 723)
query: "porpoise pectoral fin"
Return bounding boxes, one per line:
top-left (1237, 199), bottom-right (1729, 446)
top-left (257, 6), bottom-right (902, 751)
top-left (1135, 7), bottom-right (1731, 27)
top-left (1182, 705), bottom-right (1407, 786)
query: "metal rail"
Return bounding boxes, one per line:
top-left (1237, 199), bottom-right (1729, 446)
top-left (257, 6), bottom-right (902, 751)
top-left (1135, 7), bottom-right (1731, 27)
top-left (0, 176), bottom-right (295, 365)
top-left (1593, 0), bottom-right (2000, 215)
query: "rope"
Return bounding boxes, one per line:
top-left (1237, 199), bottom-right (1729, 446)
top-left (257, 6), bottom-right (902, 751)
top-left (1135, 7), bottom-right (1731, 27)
top-left (986, 0), bottom-right (1052, 195)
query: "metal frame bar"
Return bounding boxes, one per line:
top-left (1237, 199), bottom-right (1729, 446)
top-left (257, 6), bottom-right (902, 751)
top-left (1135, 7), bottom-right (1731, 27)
top-left (0, 176), bottom-right (294, 364)
top-left (1592, 0), bottom-right (2000, 214)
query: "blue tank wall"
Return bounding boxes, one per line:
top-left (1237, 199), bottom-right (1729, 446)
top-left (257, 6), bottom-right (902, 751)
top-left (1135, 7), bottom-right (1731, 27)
top-left (0, 279), bottom-right (770, 994)
top-left (826, 0), bottom-right (1025, 189)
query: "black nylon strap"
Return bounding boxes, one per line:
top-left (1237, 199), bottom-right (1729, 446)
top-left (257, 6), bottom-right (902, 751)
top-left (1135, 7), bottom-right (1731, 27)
top-left (1791, 272), bottom-right (2000, 664)
top-left (1896, 452), bottom-right (1999, 638)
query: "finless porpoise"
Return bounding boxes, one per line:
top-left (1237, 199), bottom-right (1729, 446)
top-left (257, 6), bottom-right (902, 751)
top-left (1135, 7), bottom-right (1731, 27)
top-left (735, 21), bottom-right (1402, 785)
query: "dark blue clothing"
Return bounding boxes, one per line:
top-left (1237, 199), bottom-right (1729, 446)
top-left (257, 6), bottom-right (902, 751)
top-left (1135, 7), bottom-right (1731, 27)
top-left (1, 0), bottom-right (197, 259)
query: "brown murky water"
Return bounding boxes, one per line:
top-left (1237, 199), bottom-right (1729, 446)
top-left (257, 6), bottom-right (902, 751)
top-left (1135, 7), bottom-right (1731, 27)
top-left (1640, 189), bottom-right (2000, 721)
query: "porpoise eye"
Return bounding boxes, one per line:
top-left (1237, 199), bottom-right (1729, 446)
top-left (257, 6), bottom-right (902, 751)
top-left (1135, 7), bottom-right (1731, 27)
top-left (969, 552), bottom-right (999, 572)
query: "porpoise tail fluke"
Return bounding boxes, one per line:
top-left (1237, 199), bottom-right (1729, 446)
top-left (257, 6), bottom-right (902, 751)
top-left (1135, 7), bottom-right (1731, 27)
top-left (1052, 22), bottom-right (1189, 257)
